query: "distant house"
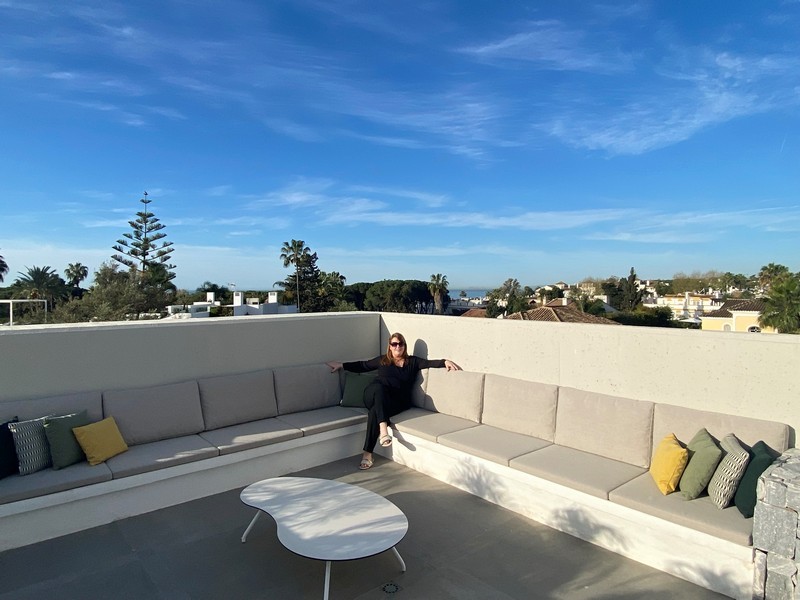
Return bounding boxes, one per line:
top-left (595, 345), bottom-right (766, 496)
top-left (701, 299), bottom-right (775, 333)
top-left (642, 292), bottom-right (722, 322)
top-left (506, 301), bottom-right (620, 325)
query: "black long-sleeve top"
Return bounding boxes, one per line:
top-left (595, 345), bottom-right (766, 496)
top-left (343, 355), bottom-right (446, 398)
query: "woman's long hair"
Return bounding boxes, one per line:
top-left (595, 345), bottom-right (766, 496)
top-left (380, 332), bottom-right (409, 365)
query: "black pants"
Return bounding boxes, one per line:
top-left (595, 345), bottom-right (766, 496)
top-left (362, 381), bottom-right (409, 452)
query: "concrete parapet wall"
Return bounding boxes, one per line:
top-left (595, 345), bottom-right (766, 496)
top-left (379, 313), bottom-right (800, 444)
top-left (0, 313), bottom-right (380, 400)
top-left (1, 311), bottom-right (798, 444)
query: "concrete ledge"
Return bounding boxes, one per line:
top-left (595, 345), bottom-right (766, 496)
top-left (0, 425), bottom-right (364, 551)
top-left (379, 431), bottom-right (754, 600)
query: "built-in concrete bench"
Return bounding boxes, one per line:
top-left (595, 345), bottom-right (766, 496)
top-left (0, 363), bottom-right (365, 550)
top-left (383, 369), bottom-right (790, 600)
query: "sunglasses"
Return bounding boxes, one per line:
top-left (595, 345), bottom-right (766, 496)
top-left (389, 342), bottom-right (405, 348)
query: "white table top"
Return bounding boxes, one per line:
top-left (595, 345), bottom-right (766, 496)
top-left (240, 477), bottom-right (408, 561)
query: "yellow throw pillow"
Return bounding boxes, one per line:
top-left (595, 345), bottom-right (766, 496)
top-left (649, 433), bottom-right (689, 494)
top-left (72, 417), bottom-right (129, 466)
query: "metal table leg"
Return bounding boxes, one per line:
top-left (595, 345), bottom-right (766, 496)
top-left (323, 560), bottom-right (332, 600)
top-left (241, 511), bottom-right (261, 543)
top-left (391, 546), bottom-right (406, 572)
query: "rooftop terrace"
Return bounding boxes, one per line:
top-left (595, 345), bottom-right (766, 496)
top-left (1, 455), bottom-right (726, 600)
top-left (1, 312), bottom-right (798, 599)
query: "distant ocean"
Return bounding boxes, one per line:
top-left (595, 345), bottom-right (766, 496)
top-left (456, 289), bottom-right (489, 299)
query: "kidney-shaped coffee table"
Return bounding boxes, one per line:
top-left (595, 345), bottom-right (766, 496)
top-left (240, 477), bottom-right (408, 600)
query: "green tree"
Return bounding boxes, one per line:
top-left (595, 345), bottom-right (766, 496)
top-left (758, 263), bottom-right (791, 292)
top-left (344, 282), bottom-right (372, 311)
top-left (759, 275), bottom-right (800, 334)
top-left (65, 262), bottom-right (89, 287)
top-left (112, 192), bottom-right (176, 282)
top-left (0, 251), bottom-right (8, 283)
top-left (486, 278), bottom-right (527, 317)
top-left (318, 271), bottom-right (347, 309)
top-left (363, 279), bottom-right (431, 313)
top-left (276, 250), bottom-right (324, 312)
top-left (279, 239), bottom-right (311, 311)
top-left (429, 273), bottom-right (449, 315)
top-left (12, 265), bottom-right (69, 308)
top-left (618, 267), bottom-right (644, 311)
top-left (52, 262), bottom-right (145, 323)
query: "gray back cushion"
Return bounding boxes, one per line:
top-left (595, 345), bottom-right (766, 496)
top-left (273, 364), bottom-right (341, 415)
top-left (482, 374), bottom-right (558, 440)
top-left (198, 369), bottom-right (277, 430)
top-left (0, 391), bottom-right (103, 423)
top-left (555, 387), bottom-right (654, 468)
top-left (103, 380), bottom-right (204, 445)
top-left (652, 403), bottom-right (789, 456)
top-left (421, 369), bottom-right (484, 423)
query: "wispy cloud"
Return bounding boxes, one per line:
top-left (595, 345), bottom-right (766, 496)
top-left (458, 20), bottom-right (634, 73)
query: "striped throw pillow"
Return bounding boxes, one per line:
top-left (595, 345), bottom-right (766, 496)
top-left (8, 416), bottom-right (52, 475)
top-left (708, 434), bottom-right (750, 509)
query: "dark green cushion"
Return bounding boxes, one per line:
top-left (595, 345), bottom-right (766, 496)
top-left (44, 410), bottom-right (91, 470)
top-left (679, 428), bottom-right (723, 500)
top-left (734, 441), bottom-right (777, 518)
top-left (340, 372), bottom-right (377, 407)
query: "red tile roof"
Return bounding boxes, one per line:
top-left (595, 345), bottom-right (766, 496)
top-left (507, 305), bottom-right (620, 325)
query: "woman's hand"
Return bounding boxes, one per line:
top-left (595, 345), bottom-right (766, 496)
top-left (326, 361), bottom-right (343, 372)
top-left (444, 360), bottom-right (462, 371)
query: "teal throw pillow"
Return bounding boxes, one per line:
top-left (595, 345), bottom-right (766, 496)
top-left (679, 428), bottom-right (723, 500)
top-left (44, 410), bottom-right (91, 470)
top-left (340, 372), bottom-right (377, 407)
top-left (734, 441), bottom-right (777, 518)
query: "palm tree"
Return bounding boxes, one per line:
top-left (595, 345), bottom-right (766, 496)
top-left (759, 275), bottom-right (800, 334)
top-left (280, 239), bottom-right (311, 311)
top-left (758, 263), bottom-right (790, 292)
top-left (0, 251), bottom-right (7, 283)
top-left (13, 266), bottom-right (68, 307)
top-left (64, 262), bottom-right (89, 288)
top-left (429, 273), bottom-right (449, 315)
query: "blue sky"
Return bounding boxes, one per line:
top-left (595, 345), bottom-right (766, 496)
top-left (1, 1), bottom-right (799, 291)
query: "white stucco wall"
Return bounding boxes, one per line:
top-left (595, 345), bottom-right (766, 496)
top-left (380, 313), bottom-right (800, 444)
top-left (0, 313), bottom-right (380, 400)
top-left (2, 311), bottom-right (797, 445)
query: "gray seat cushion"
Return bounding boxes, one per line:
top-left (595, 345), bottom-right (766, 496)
top-left (105, 435), bottom-right (218, 479)
top-left (0, 391), bottom-right (103, 423)
top-left (199, 418), bottom-right (303, 454)
top-left (482, 375), bottom-right (558, 440)
top-left (275, 406), bottom-right (366, 436)
top-left (198, 369), bottom-right (278, 430)
top-left (391, 408), bottom-right (478, 442)
top-left (555, 387), bottom-right (654, 468)
top-left (273, 364), bottom-right (341, 415)
top-left (651, 403), bottom-right (790, 459)
top-left (103, 381), bottom-right (205, 446)
top-left (418, 369), bottom-right (484, 422)
top-left (439, 424), bottom-right (551, 466)
top-left (510, 444), bottom-right (646, 499)
top-left (609, 472), bottom-right (753, 545)
top-left (0, 461), bottom-right (112, 505)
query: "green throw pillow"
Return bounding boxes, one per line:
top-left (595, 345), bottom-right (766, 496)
top-left (44, 410), bottom-right (91, 470)
top-left (734, 441), bottom-right (776, 518)
top-left (679, 428), bottom-right (723, 500)
top-left (340, 371), bottom-right (377, 407)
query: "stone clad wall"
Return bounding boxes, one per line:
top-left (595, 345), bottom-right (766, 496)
top-left (752, 449), bottom-right (800, 599)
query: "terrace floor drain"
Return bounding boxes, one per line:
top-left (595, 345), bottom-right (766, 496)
top-left (382, 582), bottom-right (401, 594)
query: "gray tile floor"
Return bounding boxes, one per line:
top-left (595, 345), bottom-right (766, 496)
top-left (0, 456), bottom-right (727, 599)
